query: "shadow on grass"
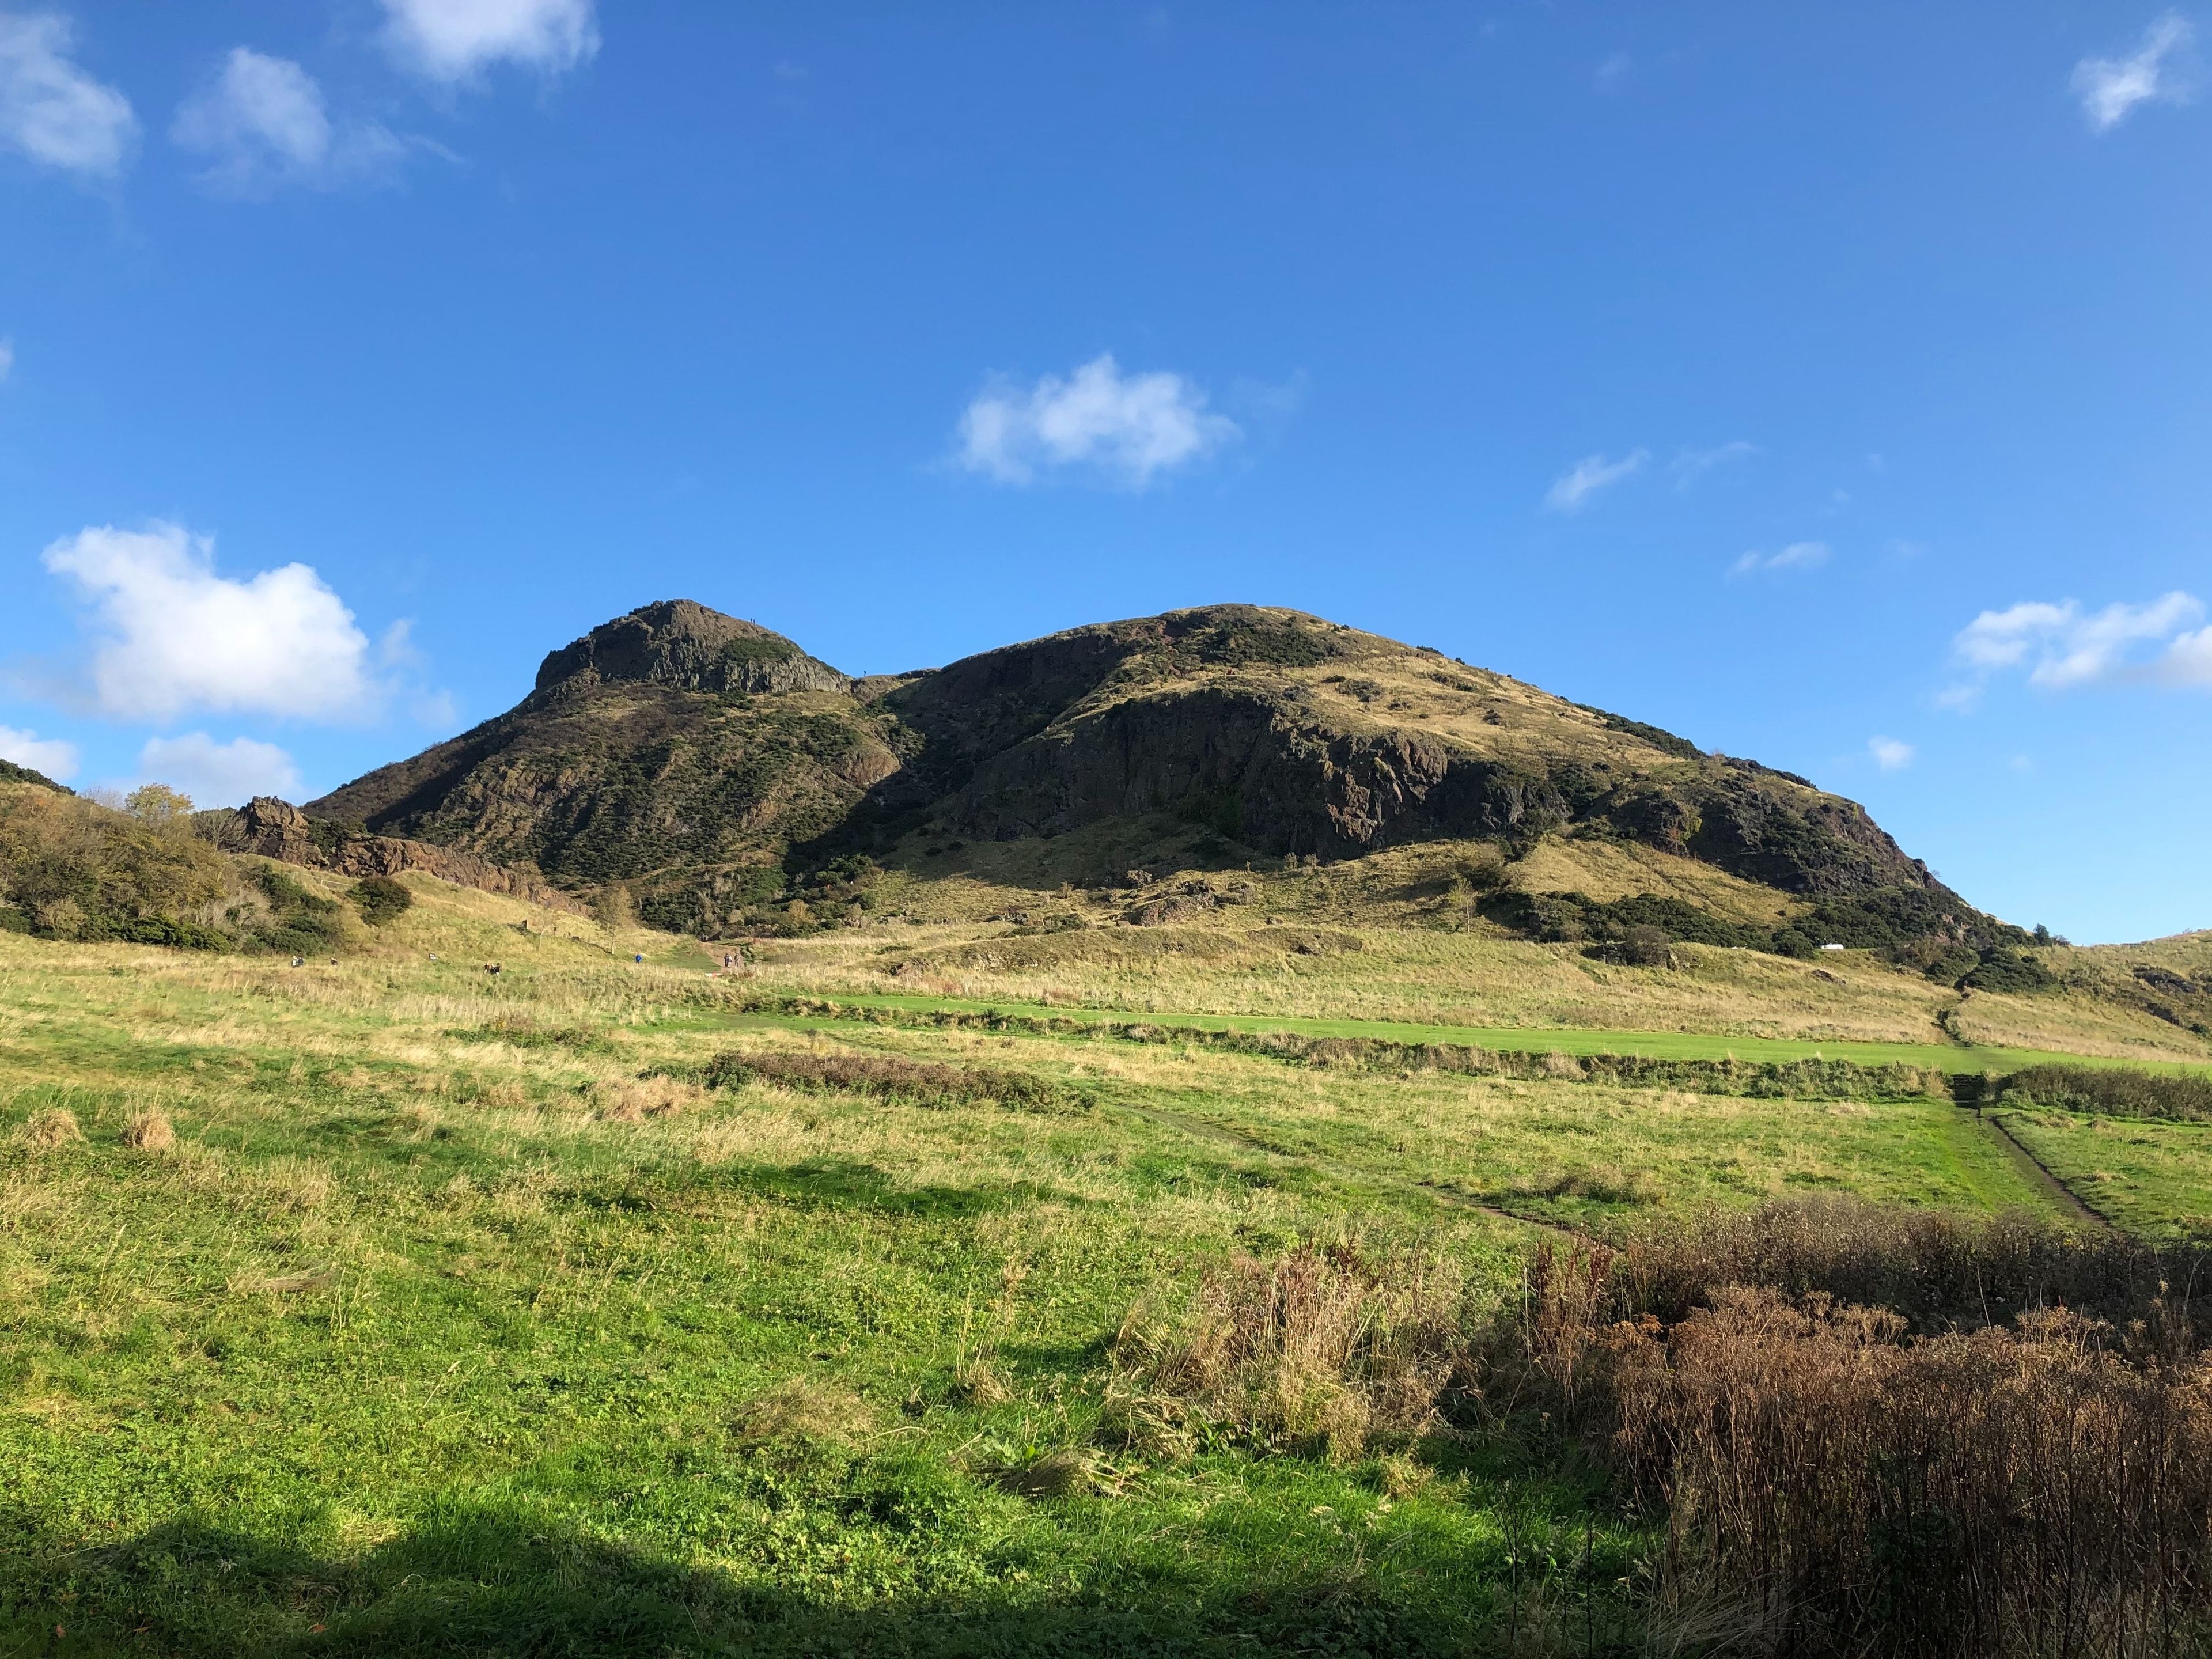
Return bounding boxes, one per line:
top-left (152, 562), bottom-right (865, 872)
top-left (1, 1502), bottom-right (1480, 1658)
top-left (713, 1157), bottom-right (1081, 1218)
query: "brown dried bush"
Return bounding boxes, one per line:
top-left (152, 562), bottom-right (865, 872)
top-left (21, 1107), bottom-right (84, 1150)
top-left (123, 1109), bottom-right (175, 1151)
top-left (1111, 1240), bottom-right (1470, 1461)
top-left (1612, 1287), bottom-right (2212, 1658)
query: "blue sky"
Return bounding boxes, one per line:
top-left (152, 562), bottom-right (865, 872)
top-left (2, 3), bottom-right (2207, 944)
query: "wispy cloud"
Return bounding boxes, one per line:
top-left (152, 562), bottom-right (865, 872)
top-left (957, 354), bottom-right (1240, 488)
top-left (1671, 440), bottom-right (1756, 487)
top-left (1729, 541), bottom-right (1829, 577)
top-left (39, 521), bottom-right (393, 722)
top-left (2073, 13), bottom-right (2195, 131)
top-left (0, 722), bottom-right (78, 781)
top-left (1947, 590), bottom-right (2207, 701)
top-left (138, 732), bottom-right (300, 806)
top-left (0, 337), bottom-right (12, 381)
top-left (1868, 736), bottom-right (1914, 772)
top-left (172, 50), bottom-right (408, 195)
top-left (381, 0), bottom-right (599, 82)
top-left (1544, 449), bottom-right (1647, 513)
top-left (0, 12), bottom-right (135, 176)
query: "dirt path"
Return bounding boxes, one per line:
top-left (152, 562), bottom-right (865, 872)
top-left (1964, 1107), bottom-right (2115, 1232)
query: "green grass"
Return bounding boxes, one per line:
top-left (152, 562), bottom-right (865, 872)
top-left (1997, 1109), bottom-right (2212, 1242)
top-left (791, 988), bottom-right (2188, 1074)
top-left (0, 877), bottom-right (2201, 1656)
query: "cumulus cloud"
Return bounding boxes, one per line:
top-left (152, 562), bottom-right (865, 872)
top-left (2160, 625), bottom-right (2212, 686)
top-left (0, 722), bottom-right (78, 780)
top-left (1868, 736), bottom-right (1914, 772)
top-left (2073, 13), bottom-right (2194, 131)
top-left (1544, 449), bottom-right (1647, 513)
top-left (958, 354), bottom-right (1240, 488)
top-left (381, 0), bottom-right (599, 81)
top-left (0, 12), bottom-right (135, 176)
top-left (40, 521), bottom-right (385, 722)
top-left (1949, 591), bottom-right (2207, 696)
top-left (138, 732), bottom-right (300, 806)
top-left (172, 49), bottom-right (405, 194)
top-left (1729, 541), bottom-right (1829, 577)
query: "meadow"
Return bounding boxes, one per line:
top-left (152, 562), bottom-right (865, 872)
top-left (3, 869), bottom-right (2209, 1655)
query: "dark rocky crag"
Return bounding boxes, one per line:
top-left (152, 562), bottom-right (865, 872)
top-left (305, 599), bottom-right (2009, 959)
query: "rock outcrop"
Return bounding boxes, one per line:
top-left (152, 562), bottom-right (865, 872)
top-left (217, 797), bottom-right (587, 913)
top-left (533, 600), bottom-right (850, 697)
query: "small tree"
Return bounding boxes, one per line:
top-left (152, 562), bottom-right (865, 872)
top-left (593, 883), bottom-right (637, 929)
top-left (125, 783), bottom-right (194, 823)
top-left (349, 876), bottom-right (412, 926)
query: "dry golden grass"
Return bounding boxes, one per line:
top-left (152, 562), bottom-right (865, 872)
top-left (122, 1108), bottom-right (174, 1151)
top-left (20, 1108), bottom-right (82, 1150)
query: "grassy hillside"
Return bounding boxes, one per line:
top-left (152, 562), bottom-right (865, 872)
top-left (4, 870), bottom-right (2207, 1654)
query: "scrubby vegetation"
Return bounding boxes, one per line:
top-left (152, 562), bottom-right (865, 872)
top-left (0, 782), bottom-right (234, 946)
top-left (1994, 1063), bottom-right (2212, 1123)
top-left (349, 873), bottom-right (414, 926)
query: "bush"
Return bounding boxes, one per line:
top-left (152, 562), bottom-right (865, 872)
top-left (1995, 1064), bottom-right (2212, 1124)
top-left (0, 783), bottom-right (235, 944)
top-left (699, 1048), bottom-right (1075, 1112)
top-left (1612, 1291), bottom-right (2212, 1658)
top-left (1584, 923), bottom-right (1673, 967)
top-left (1962, 945), bottom-right (2055, 993)
top-left (348, 876), bottom-right (412, 926)
top-left (1109, 1241), bottom-right (1471, 1461)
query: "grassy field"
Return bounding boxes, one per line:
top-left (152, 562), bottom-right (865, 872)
top-left (1, 870), bottom-right (2205, 1654)
top-left (744, 915), bottom-right (2212, 1066)
top-left (1997, 1109), bottom-right (2212, 1242)
top-left (748, 987), bottom-right (2150, 1073)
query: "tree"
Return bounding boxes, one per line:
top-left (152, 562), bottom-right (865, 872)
top-left (125, 783), bottom-right (194, 823)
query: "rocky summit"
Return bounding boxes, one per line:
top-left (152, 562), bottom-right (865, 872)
top-left (304, 599), bottom-right (2015, 962)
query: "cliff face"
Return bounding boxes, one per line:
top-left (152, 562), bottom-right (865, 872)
top-left (214, 797), bottom-right (588, 912)
top-left (532, 600), bottom-right (850, 697)
top-left (305, 599), bottom-right (1952, 936)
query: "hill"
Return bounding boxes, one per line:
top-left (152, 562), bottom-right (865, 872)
top-left (306, 600), bottom-right (2042, 975)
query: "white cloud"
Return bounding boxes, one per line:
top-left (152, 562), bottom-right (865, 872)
top-left (0, 337), bottom-right (12, 380)
top-left (172, 50), bottom-right (406, 194)
top-left (2073, 13), bottom-right (2194, 131)
top-left (1672, 440), bottom-right (1756, 487)
top-left (0, 722), bottom-right (78, 780)
top-left (41, 521), bottom-right (385, 722)
top-left (958, 354), bottom-right (1240, 488)
top-left (1868, 736), bottom-right (1914, 771)
top-left (2154, 624), bottom-right (2212, 686)
top-left (138, 732), bottom-right (300, 806)
top-left (0, 12), bottom-right (135, 176)
top-left (381, 0), bottom-right (599, 82)
top-left (1950, 591), bottom-right (2207, 694)
top-left (1729, 541), bottom-right (1830, 577)
top-left (1544, 449), bottom-right (1647, 512)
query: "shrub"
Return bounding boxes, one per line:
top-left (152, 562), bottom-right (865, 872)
top-left (1110, 1241), bottom-right (1471, 1461)
top-left (0, 784), bottom-right (234, 944)
top-left (699, 1048), bottom-right (1075, 1112)
top-left (348, 876), bottom-right (412, 926)
top-left (1995, 1064), bottom-right (2212, 1124)
top-left (1611, 1291), bottom-right (2212, 1658)
top-left (1962, 945), bottom-right (2055, 993)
